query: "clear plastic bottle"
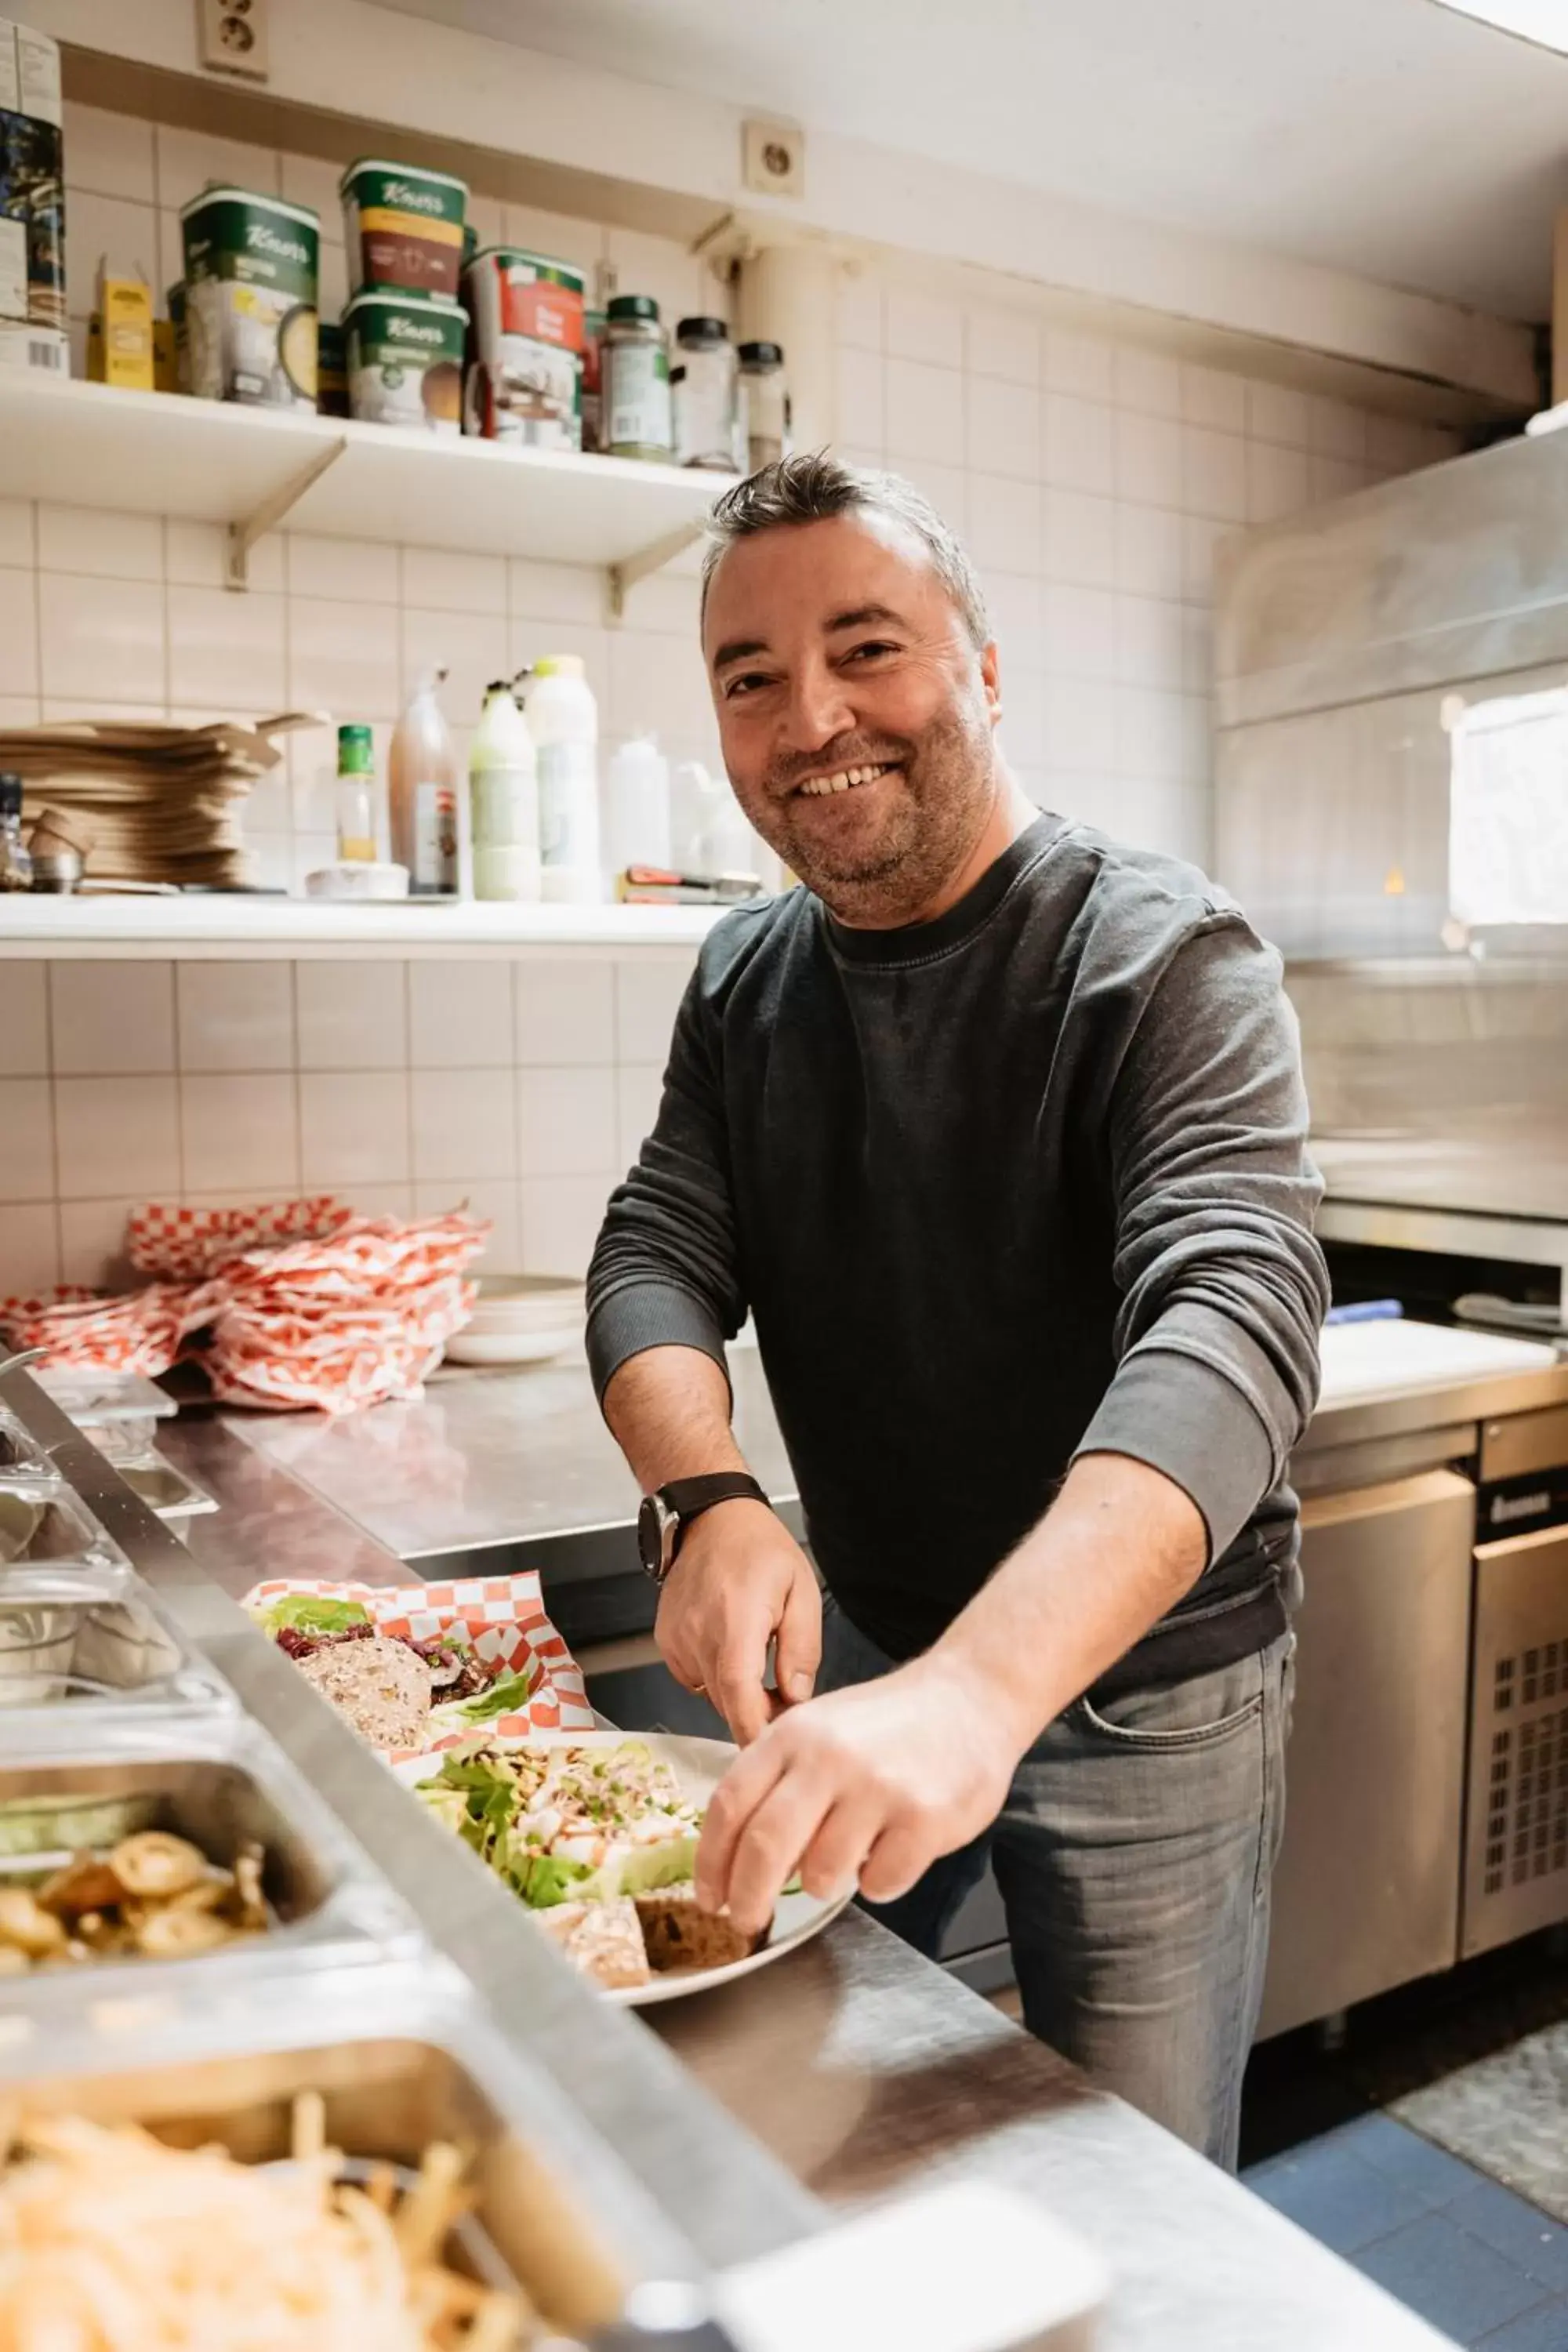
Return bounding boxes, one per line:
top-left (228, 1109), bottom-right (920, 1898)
top-left (388, 668), bottom-right (459, 897)
top-left (335, 723), bottom-right (377, 864)
top-left (526, 655), bottom-right (601, 903)
top-left (470, 678), bottom-right (540, 902)
top-left (603, 734), bottom-right (671, 884)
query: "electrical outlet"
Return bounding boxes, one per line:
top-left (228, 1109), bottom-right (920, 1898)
top-left (742, 118), bottom-right (804, 200)
top-left (198, 0), bottom-right (270, 82)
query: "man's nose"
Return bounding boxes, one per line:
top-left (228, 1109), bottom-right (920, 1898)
top-left (779, 659), bottom-right (856, 753)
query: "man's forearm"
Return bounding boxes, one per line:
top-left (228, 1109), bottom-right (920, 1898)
top-left (601, 1345), bottom-right (750, 1491)
top-left (930, 1451), bottom-right (1207, 1752)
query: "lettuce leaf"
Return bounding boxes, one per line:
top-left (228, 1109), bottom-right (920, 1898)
top-left (258, 1594), bottom-right (369, 1639)
top-left (429, 1664), bottom-right (540, 1730)
top-left (520, 1852), bottom-right (593, 1908)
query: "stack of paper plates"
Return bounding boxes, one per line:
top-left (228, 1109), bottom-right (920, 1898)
top-left (444, 1276), bottom-right (586, 1367)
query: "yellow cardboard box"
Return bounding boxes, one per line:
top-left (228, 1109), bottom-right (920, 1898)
top-left (95, 265), bottom-right (154, 390)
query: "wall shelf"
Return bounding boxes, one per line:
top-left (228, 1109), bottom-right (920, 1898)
top-left (0, 894), bottom-right (724, 960)
top-left (0, 374), bottom-right (737, 593)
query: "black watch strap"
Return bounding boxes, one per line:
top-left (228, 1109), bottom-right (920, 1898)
top-left (638, 1472), bottom-right (769, 1584)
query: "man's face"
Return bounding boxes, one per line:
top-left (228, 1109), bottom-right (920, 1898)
top-left (701, 511), bottom-right (1002, 922)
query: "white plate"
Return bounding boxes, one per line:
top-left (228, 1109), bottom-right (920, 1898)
top-left (393, 1726), bottom-right (851, 2005)
top-left (443, 1328), bottom-right (578, 1366)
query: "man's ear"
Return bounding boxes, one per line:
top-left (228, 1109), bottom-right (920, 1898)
top-left (980, 640), bottom-right (1003, 729)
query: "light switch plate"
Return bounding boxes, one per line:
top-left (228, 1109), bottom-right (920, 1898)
top-left (197, 0), bottom-right (270, 82)
top-left (742, 118), bottom-right (804, 200)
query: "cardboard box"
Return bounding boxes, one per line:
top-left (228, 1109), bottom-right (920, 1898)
top-left (96, 266), bottom-right (154, 390)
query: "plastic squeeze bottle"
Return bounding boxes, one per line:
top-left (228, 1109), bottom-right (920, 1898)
top-left (603, 734), bottom-right (671, 884)
top-left (389, 668), bottom-right (459, 897)
top-left (526, 655), bottom-right (601, 904)
top-left (470, 677), bottom-right (540, 902)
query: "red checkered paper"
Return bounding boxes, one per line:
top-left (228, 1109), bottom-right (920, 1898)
top-left (129, 1196), bottom-right (351, 1283)
top-left (241, 1570), bottom-right (596, 1760)
top-left (0, 1282), bottom-right (218, 1376)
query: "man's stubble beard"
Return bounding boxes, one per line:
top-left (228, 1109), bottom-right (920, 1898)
top-left (746, 699), bottom-right (998, 926)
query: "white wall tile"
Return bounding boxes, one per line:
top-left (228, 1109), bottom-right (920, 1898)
top-left (1116, 595), bottom-right (1186, 689)
top-left (0, 1201), bottom-right (58, 1294)
top-left (499, 203), bottom-right (603, 277)
top-left (291, 832), bottom-right (339, 895)
top-left (58, 1198), bottom-right (138, 1289)
top-left (834, 269), bottom-right (883, 350)
top-left (401, 546), bottom-right (507, 615)
top-left (318, 240), bottom-right (350, 324)
top-left (1181, 694), bottom-right (1214, 786)
top-left (966, 304), bottom-right (1038, 387)
top-left (1246, 441), bottom-right (1311, 525)
top-left (507, 619), bottom-right (609, 712)
top-left (1309, 396), bottom-right (1367, 460)
top-left (0, 963), bottom-right (46, 1076)
top-left (1181, 365), bottom-right (1247, 432)
top-left (0, 1077), bottom-right (53, 1202)
top-left (49, 960), bottom-right (174, 1075)
top-left (983, 571), bottom-right (1040, 659)
top-left (288, 596), bottom-right (401, 719)
top-left (1043, 329), bottom-right (1115, 400)
top-left (995, 662), bottom-right (1044, 765)
top-left (1116, 412), bottom-right (1184, 506)
top-left (411, 1067), bottom-right (517, 1181)
top-left (968, 476), bottom-right (1042, 579)
top-left (1247, 381), bottom-right (1311, 448)
top-left (38, 506), bottom-right (162, 582)
top-left (1116, 686), bottom-right (1188, 782)
top-left (615, 1063), bottom-right (664, 1168)
top-left (285, 536), bottom-right (401, 606)
top-left (608, 630), bottom-right (710, 742)
top-left (38, 572), bottom-right (164, 704)
top-left (1114, 503), bottom-right (1185, 599)
top-left (54, 1075), bottom-right (178, 1200)
top-left (245, 833), bottom-right (292, 892)
top-left (514, 960), bottom-right (615, 1066)
top-left (1042, 488), bottom-right (1118, 588)
top-left (63, 102), bottom-right (156, 204)
top-left (893, 457), bottom-right (967, 533)
top-left (613, 956), bottom-right (694, 1065)
top-left (1310, 453), bottom-right (1367, 504)
top-left (834, 346), bottom-right (884, 450)
top-left (967, 375), bottom-right (1040, 481)
top-left (1183, 427), bottom-right (1248, 522)
top-left (604, 225), bottom-right (703, 331)
top-left (520, 1173), bottom-right (612, 1276)
top-left (1044, 394), bottom-right (1115, 495)
top-left (296, 960), bottom-right (407, 1069)
top-left (167, 586), bottom-right (287, 710)
top-left (885, 291), bottom-right (964, 365)
top-left (408, 961), bottom-right (514, 1069)
top-left (0, 570), bottom-right (35, 697)
top-left (0, 502), bottom-right (32, 568)
top-left (181, 1073), bottom-right (299, 1192)
top-left (885, 358), bottom-right (964, 464)
top-left (278, 151), bottom-right (341, 219)
top-left (1366, 412), bottom-right (1436, 472)
top-left (299, 1070), bottom-right (410, 1187)
top-left (1114, 346), bottom-right (1182, 417)
top-left (1043, 677), bottom-right (1117, 771)
top-left (412, 1177), bottom-right (520, 1272)
top-left (508, 558), bottom-right (604, 628)
top-left (401, 608), bottom-right (509, 728)
top-left (517, 1066), bottom-right (617, 1177)
top-left (155, 125), bottom-right (281, 212)
top-left (176, 962), bottom-right (294, 1072)
top-left (1043, 583), bottom-right (1116, 681)
top-left (1181, 604), bottom-right (1215, 695)
top-left (1182, 516), bottom-right (1231, 603)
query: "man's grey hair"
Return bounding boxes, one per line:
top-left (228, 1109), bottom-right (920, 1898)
top-left (701, 450), bottom-right (990, 649)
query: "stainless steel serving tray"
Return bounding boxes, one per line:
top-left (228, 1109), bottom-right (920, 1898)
top-left (0, 1954), bottom-right (684, 2339)
top-left (0, 1405), bottom-right (61, 1491)
top-left (0, 1577), bottom-right (230, 1723)
top-left (0, 1483), bottom-right (134, 1605)
top-left (114, 1454), bottom-right (219, 1530)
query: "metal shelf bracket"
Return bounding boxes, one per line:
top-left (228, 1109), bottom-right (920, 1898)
top-left (226, 434), bottom-right (349, 590)
top-left (608, 519), bottom-right (706, 619)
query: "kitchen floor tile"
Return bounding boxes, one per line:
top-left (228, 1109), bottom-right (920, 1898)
top-left (1351, 2213), bottom-right (1544, 2343)
top-left (1447, 2185), bottom-right (1568, 2295)
top-left (1339, 2114), bottom-right (1490, 2209)
top-left (1244, 2132), bottom-right (1429, 2255)
top-left (1475, 2298), bottom-right (1568, 2349)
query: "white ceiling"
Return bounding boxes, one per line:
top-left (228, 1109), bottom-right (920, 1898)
top-left (376, 0), bottom-right (1568, 322)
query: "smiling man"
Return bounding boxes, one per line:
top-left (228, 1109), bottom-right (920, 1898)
top-left (586, 452), bottom-right (1327, 2166)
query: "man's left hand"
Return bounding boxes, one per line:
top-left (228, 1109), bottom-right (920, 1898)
top-left (695, 1654), bottom-right (1022, 1936)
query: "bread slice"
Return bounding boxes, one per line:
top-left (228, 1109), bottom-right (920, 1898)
top-left (534, 1896), bottom-right (651, 1990)
top-left (634, 1882), bottom-right (768, 1973)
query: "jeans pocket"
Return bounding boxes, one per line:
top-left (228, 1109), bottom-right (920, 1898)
top-left (1074, 1655), bottom-right (1266, 1753)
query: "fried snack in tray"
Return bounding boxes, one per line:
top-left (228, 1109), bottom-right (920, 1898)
top-left (0, 1830), bottom-right (269, 1975)
top-left (0, 2093), bottom-right (535, 2349)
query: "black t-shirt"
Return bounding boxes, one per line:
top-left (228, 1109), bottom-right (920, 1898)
top-left (587, 814), bottom-right (1328, 1696)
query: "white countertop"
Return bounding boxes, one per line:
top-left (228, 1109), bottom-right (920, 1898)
top-left (0, 895), bottom-right (724, 957)
top-left (1317, 1318), bottom-right (1559, 1403)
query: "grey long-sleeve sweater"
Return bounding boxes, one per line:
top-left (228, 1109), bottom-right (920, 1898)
top-left (586, 813), bottom-right (1329, 1696)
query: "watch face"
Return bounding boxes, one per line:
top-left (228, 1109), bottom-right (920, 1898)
top-left (637, 1493), bottom-right (674, 1580)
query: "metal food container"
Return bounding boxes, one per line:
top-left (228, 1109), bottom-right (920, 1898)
top-left (0, 1587), bottom-right (223, 1713)
top-left (0, 1965), bottom-right (634, 2346)
top-left (72, 1414), bottom-right (164, 1467)
top-left (0, 1486), bottom-right (134, 1605)
top-left (32, 1369), bottom-right (176, 1424)
top-left (0, 1406), bottom-right (60, 1490)
top-left (114, 1455), bottom-right (218, 1537)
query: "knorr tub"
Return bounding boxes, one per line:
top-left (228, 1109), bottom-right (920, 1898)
top-left (462, 247), bottom-right (585, 451)
top-left (343, 289), bottom-right (466, 434)
top-left (340, 158), bottom-right (467, 300)
top-left (180, 187), bottom-right (318, 409)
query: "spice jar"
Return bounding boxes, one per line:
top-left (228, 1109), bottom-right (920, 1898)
top-left (604, 293), bottom-right (672, 462)
top-left (673, 315), bottom-right (740, 472)
top-left (739, 341), bottom-right (790, 474)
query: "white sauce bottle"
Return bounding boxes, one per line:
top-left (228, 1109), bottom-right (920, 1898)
top-left (527, 655), bottom-right (601, 903)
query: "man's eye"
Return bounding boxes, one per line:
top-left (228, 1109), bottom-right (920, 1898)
top-left (724, 671), bottom-right (773, 699)
top-left (844, 641), bottom-right (898, 663)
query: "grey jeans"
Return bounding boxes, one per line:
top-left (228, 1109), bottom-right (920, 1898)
top-left (818, 1599), bottom-right (1294, 2169)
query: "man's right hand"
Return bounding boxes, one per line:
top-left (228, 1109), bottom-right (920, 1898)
top-left (656, 1499), bottom-right (821, 1746)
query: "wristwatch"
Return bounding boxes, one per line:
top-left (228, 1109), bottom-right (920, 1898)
top-left (638, 1472), bottom-right (770, 1584)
